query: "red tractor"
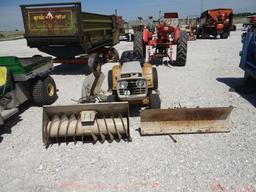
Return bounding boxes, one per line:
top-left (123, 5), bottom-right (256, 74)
top-left (133, 12), bottom-right (188, 66)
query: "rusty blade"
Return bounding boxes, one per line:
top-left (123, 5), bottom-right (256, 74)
top-left (140, 106), bottom-right (234, 135)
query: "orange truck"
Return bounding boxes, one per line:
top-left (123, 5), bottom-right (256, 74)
top-left (197, 8), bottom-right (236, 39)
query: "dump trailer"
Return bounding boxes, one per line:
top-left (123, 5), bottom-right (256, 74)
top-left (197, 8), bottom-right (235, 39)
top-left (240, 16), bottom-right (256, 84)
top-left (20, 2), bottom-right (120, 67)
top-left (0, 56), bottom-right (57, 125)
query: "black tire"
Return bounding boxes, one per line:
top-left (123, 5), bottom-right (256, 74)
top-left (202, 28), bottom-right (210, 39)
top-left (244, 71), bottom-right (255, 85)
top-left (134, 31), bottom-right (146, 59)
top-left (152, 67), bottom-right (158, 90)
top-left (220, 31), bottom-right (230, 39)
top-left (131, 34), bottom-right (135, 42)
top-left (107, 95), bottom-right (116, 102)
top-left (176, 31), bottom-right (187, 67)
top-left (108, 70), bottom-right (113, 90)
top-left (149, 94), bottom-right (161, 109)
top-left (197, 28), bottom-right (202, 39)
top-left (212, 29), bottom-right (218, 38)
top-left (32, 76), bottom-right (58, 106)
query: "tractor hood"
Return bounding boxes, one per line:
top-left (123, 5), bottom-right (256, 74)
top-left (120, 61), bottom-right (142, 75)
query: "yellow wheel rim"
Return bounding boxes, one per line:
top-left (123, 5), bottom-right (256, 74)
top-left (47, 83), bottom-right (55, 97)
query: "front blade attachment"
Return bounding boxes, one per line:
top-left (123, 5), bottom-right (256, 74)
top-left (140, 107), bottom-right (234, 135)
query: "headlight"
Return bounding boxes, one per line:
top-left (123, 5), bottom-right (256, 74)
top-left (136, 79), bottom-right (146, 88)
top-left (118, 81), bottom-right (128, 89)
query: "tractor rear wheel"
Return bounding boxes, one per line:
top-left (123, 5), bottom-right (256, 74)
top-left (134, 31), bottom-right (146, 59)
top-left (176, 31), bottom-right (187, 67)
top-left (32, 76), bottom-right (57, 106)
top-left (149, 94), bottom-right (161, 109)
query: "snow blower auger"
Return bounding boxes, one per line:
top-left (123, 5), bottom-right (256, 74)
top-left (42, 71), bottom-right (131, 146)
top-left (140, 106), bottom-right (234, 136)
top-left (42, 102), bottom-right (130, 145)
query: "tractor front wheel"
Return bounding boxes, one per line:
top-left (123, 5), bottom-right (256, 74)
top-left (152, 67), bottom-right (158, 90)
top-left (32, 76), bottom-right (58, 106)
top-left (108, 70), bottom-right (113, 91)
top-left (149, 94), bottom-right (161, 109)
top-left (134, 31), bottom-right (146, 59)
top-left (176, 31), bottom-right (188, 67)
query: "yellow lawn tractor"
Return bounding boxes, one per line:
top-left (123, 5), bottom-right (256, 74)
top-left (108, 50), bottom-right (161, 109)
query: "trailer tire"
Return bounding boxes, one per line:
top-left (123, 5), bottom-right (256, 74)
top-left (32, 76), bottom-right (57, 106)
top-left (197, 28), bottom-right (202, 39)
top-left (134, 31), bottom-right (146, 59)
top-left (108, 70), bottom-right (113, 90)
top-left (202, 29), bottom-right (210, 39)
top-left (152, 67), bottom-right (158, 90)
top-left (149, 94), bottom-right (161, 109)
top-left (220, 31), bottom-right (230, 39)
top-left (176, 31), bottom-right (187, 67)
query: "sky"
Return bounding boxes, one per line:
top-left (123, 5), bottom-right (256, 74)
top-left (0, 0), bottom-right (255, 31)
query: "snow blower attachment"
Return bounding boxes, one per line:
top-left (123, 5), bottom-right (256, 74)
top-left (140, 106), bottom-right (234, 135)
top-left (42, 102), bottom-right (130, 145)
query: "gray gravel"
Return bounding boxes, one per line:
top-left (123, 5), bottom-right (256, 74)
top-left (0, 29), bottom-right (256, 192)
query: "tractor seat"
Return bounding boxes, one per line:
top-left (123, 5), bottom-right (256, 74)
top-left (120, 50), bottom-right (144, 65)
top-left (0, 66), bottom-right (12, 96)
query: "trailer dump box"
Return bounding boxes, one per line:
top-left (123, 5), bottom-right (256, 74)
top-left (21, 2), bottom-right (120, 58)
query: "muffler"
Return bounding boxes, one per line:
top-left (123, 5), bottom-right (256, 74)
top-left (42, 102), bottom-right (130, 145)
top-left (140, 106), bottom-right (234, 135)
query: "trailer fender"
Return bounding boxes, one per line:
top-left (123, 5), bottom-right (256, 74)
top-left (143, 28), bottom-right (150, 43)
top-left (174, 27), bottom-right (180, 43)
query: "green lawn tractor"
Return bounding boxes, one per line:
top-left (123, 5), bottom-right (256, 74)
top-left (0, 56), bottom-right (58, 125)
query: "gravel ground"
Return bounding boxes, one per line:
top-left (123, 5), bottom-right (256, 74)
top-left (0, 29), bottom-right (256, 192)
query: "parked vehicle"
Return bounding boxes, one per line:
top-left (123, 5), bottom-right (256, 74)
top-left (0, 56), bottom-right (57, 125)
top-left (197, 8), bottom-right (236, 39)
top-left (240, 15), bottom-right (256, 84)
top-left (134, 12), bottom-right (188, 66)
top-left (108, 50), bottom-right (160, 108)
top-left (184, 16), bottom-right (199, 41)
top-left (20, 2), bottom-right (120, 69)
top-left (117, 16), bottom-right (134, 42)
